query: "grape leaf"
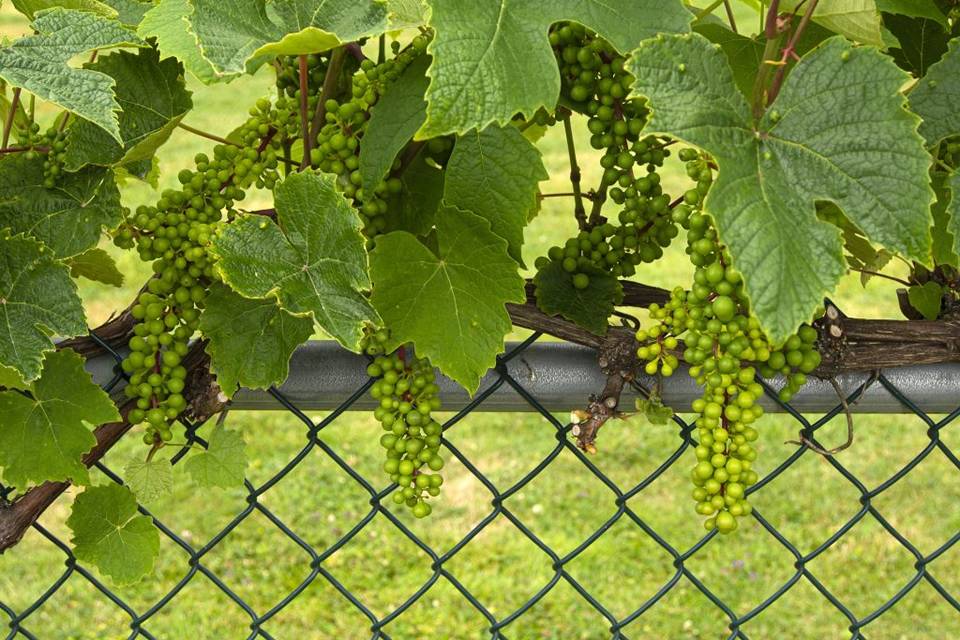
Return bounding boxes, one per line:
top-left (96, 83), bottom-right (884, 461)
top-left (0, 233), bottom-right (87, 380)
top-left (908, 281), bottom-right (944, 319)
top-left (0, 349), bottom-right (119, 490)
top-left (360, 55), bottom-right (430, 195)
top-left (533, 262), bottom-right (623, 336)
top-left (257, 0), bottom-right (390, 58)
top-left (212, 172), bottom-right (379, 351)
top-left (417, 0), bottom-right (691, 138)
top-left (200, 283), bottom-right (313, 396)
top-left (67, 484), bottom-right (159, 585)
top-left (386, 0), bottom-right (429, 29)
top-left (443, 125), bottom-right (548, 264)
top-left (10, 0), bottom-right (116, 19)
top-left (64, 47), bottom-right (193, 171)
top-left (930, 172), bottom-right (957, 267)
top-left (780, 0), bottom-right (883, 47)
top-left (187, 0), bottom-right (388, 76)
top-left (910, 38), bottom-right (960, 147)
top-left (948, 171), bottom-right (960, 260)
top-left (884, 13), bottom-right (949, 76)
top-left (0, 364), bottom-right (28, 391)
top-left (184, 424), bottom-right (247, 489)
top-left (0, 9), bottom-right (141, 143)
top-left (628, 34), bottom-right (933, 342)
top-left (0, 155), bottom-right (122, 258)
top-left (102, 0), bottom-right (153, 25)
top-left (635, 396), bottom-right (674, 425)
top-left (124, 457), bottom-right (174, 502)
top-left (383, 152), bottom-right (444, 236)
top-left (370, 205), bottom-right (526, 393)
top-left (68, 248), bottom-right (124, 287)
top-left (877, 0), bottom-right (948, 27)
top-left (138, 0), bottom-right (218, 84)
top-left (692, 24), bottom-right (763, 99)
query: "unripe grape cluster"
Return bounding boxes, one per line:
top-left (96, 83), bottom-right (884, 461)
top-left (363, 331), bottom-right (445, 519)
top-left (535, 24), bottom-right (681, 288)
top-left (638, 200), bottom-right (821, 533)
top-left (119, 107), bottom-right (283, 444)
top-left (15, 122), bottom-right (68, 188)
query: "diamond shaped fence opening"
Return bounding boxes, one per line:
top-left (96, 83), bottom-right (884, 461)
top-left (2, 334), bottom-right (960, 640)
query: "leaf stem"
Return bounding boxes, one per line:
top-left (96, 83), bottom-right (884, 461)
top-left (378, 35), bottom-right (386, 64)
top-left (2, 87), bottom-right (21, 149)
top-left (767, 0), bottom-right (820, 106)
top-left (0, 145), bottom-right (47, 155)
top-left (539, 191), bottom-right (595, 201)
top-left (694, 0), bottom-right (724, 20)
top-left (752, 0), bottom-right (785, 119)
top-left (298, 54), bottom-right (312, 169)
top-left (177, 122), bottom-right (240, 147)
top-left (849, 267), bottom-right (913, 287)
top-left (308, 47), bottom-right (347, 144)
top-left (561, 110), bottom-right (588, 229)
top-left (722, 0), bottom-right (738, 32)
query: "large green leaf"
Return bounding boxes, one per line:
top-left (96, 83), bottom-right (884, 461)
top-left (383, 152), bottom-right (444, 236)
top-left (0, 155), bottom-right (122, 258)
top-left (200, 283), bottom-right (313, 396)
top-left (64, 47), bottom-right (193, 171)
top-left (628, 34), bottom-right (933, 342)
top-left (212, 172), bottom-right (379, 351)
top-left (417, 0), bottom-right (691, 138)
top-left (949, 171), bottom-right (960, 260)
top-left (370, 205), bottom-right (525, 393)
top-left (124, 457), bottom-right (174, 502)
top-left (0, 349), bottom-right (119, 490)
top-left (360, 55), bottom-right (430, 195)
top-left (910, 38), bottom-right (960, 147)
top-left (443, 125), bottom-right (547, 264)
top-left (187, 0), bottom-right (387, 77)
top-left (184, 424), bottom-right (247, 489)
top-left (534, 262), bottom-right (622, 336)
top-left (691, 23), bottom-right (763, 99)
top-left (67, 484), bottom-right (159, 585)
top-left (0, 9), bottom-right (140, 143)
top-left (781, 0), bottom-right (883, 46)
top-left (0, 233), bottom-right (87, 380)
top-left (10, 0), bottom-right (116, 19)
top-left (138, 0), bottom-right (218, 84)
top-left (884, 13), bottom-right (950, 76)
top-left (877, 0), bottom-right (948, 27)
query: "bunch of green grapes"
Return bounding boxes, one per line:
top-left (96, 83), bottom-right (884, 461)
top-left (118, 105), bottom-right (283, 444)
top-left (363, 331), bottom-right (445, 518)
top-left (15, 121), bottom-right (68, 188)
top-left (637, 200), bottom-right (821, 533)
top-left (534, 24), bottom-right (681, 289)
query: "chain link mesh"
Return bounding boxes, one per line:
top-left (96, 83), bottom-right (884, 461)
top-left (2, 332), bottom-right (959, 639)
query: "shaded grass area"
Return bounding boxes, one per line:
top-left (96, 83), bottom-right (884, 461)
top-left (2, 5), bottom-right (957, 639)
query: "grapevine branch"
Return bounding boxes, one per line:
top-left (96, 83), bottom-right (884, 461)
top-left (560, 109), bottom-right (588, 229)
top-left (308, 47), bottom-right (347, 143)
top-left (2, 87), bottom-right (21, 149)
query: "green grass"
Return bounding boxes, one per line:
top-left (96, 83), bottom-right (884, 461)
top-left (2, 5), bottom-right (959, 639)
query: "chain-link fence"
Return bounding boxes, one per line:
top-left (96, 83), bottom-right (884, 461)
top-left (2, 333), bottom-right (960, 639)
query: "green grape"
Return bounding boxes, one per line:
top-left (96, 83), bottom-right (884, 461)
top-left (361, 328), bottom-right (445, 518)
top-left (633, 161), bottom-right (820, 534)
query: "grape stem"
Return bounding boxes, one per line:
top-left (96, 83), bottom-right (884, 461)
top-left (1, 87), bottom-right (21, 149)
top-left (766, 0), bottom-right (820, 107)
top-left (298, 55), bottom-right (312, 169)
top-left (177, 122), bottom-right (240, 147)
top-left (0, 145), bottom-right (48, 155)
top-left (308, 47), bottom-right (348, 145)
top-left (722, 0), bottom-right (738, 33)
top-left (849, 267), bottom-right (913, 287)
top-left (752, 0), bottom-right (786, 119)
top-left (560, 109), bottom-right (588, 229)
top-left (693, 0), bottom-right (724, 20)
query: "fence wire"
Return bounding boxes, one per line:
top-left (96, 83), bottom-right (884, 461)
top-left (1, 332), bottom-right (959, 640)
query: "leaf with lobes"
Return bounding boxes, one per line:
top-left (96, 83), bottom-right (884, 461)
top-left (628, 34), bottom-right (933, 342)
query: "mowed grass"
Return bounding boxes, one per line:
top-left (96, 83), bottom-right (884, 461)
top-left (2, 5), bottom-right (960, 640)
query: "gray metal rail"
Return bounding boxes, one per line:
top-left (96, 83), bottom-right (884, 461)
top-left (84, 341), bottom-right (960, 413)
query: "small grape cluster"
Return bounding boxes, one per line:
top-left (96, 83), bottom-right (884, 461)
top-left (119, 107), bottom-right (283, 443)
top-left (637, 208), bottom-right (821, 533)
top-left (535, 24), bottom-right (681, 289)
top-left (307, 36), bottom-right (433, 238)
top-left (363, 331), bottom-right (445, 519)
top-left (16, 122), bottom-right (68, 188)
